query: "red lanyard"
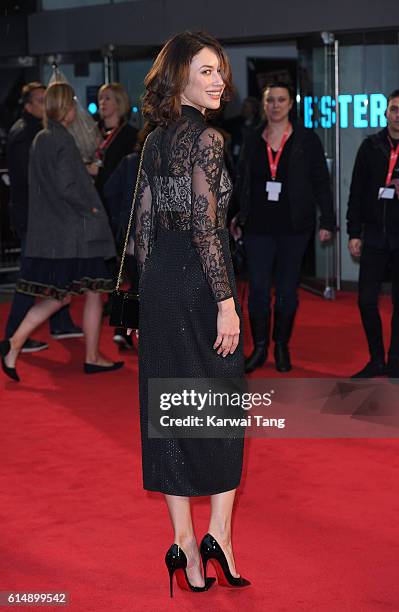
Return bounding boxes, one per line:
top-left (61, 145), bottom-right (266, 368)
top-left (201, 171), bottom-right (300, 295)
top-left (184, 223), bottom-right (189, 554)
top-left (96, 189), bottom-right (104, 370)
top-left (386, 136), bottom-right (399, 186)
top-left (264, 127), bottom-right (290, 180)
top-left (96, 124), bottom-right (123, 161)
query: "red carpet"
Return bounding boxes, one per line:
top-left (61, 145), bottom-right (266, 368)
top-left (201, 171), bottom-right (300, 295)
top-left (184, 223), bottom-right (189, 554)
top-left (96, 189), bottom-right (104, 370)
top-left (1, 290), bottom-right (399, 611)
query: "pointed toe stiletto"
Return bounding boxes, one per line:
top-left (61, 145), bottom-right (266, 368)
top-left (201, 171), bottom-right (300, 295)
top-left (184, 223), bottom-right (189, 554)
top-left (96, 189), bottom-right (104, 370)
top-left (200, 533), bottom-right (251, 588)
top-left (165, 543), bottom-right (215, 598)
top-left (0, 340), bottom-right (20, 382)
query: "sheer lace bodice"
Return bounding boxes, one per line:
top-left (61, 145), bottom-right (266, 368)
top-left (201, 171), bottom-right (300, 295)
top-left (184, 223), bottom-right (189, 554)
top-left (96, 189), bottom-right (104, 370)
top-left (134, 105), bottom-right (233, 302)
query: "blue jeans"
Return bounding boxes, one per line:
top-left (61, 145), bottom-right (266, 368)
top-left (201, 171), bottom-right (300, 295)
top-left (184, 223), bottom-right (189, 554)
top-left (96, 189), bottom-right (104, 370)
top-left (244, 232), bottom-right (312, 318)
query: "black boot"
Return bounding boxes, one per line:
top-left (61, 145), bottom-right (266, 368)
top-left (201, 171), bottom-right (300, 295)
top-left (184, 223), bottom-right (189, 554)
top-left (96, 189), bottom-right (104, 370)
top-left (387, 355), bottom-right (399, 379)
top-left (353, 304), bottom-right (386, 378)
top-left (274, 343), bottom-right (291, 372)
top-left (273, 309), bottom-right (296, 372)
top-left (387, 307), bottom-right (399, 379)
top-left (351, 359), bottom-right (386, 378)
top-left (245, 313), bottom-right (270, 374)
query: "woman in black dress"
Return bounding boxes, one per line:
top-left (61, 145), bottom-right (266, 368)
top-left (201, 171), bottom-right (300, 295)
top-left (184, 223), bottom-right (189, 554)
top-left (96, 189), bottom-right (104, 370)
top-left (0, 83), bottom-right (123, 381)
top-left (134, 32), bottom-right (250, 596)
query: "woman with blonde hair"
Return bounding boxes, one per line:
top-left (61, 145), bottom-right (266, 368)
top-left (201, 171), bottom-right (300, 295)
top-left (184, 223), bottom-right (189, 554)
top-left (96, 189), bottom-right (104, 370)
top-left (135, 31), bottom-right (250, 597)
top-left (90, 82), bottom-right (138, 348)
top-left (0, 82), bottom-right (123, 381)
top-left (92, 83), bottom-right (138, 204)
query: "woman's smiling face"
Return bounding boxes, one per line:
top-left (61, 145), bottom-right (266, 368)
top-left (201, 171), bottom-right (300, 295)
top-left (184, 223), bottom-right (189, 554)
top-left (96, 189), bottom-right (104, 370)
top-left (181, 46), bottom-right (225, 114)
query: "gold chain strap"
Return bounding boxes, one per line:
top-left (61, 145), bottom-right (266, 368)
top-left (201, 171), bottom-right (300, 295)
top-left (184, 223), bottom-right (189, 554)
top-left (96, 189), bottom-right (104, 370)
top-left (115, 136), bottom-right (148, 291)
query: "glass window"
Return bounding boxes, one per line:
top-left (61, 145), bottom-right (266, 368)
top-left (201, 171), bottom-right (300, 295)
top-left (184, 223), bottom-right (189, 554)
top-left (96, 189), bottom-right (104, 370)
top-left (298, 32), bottom-right (399, 286)
top-left (42, 61), bottom-right (104, 112)
top-left (118, 59), bottom-right (153, 130)
top-left (339, 35), bottom-right (399, 281)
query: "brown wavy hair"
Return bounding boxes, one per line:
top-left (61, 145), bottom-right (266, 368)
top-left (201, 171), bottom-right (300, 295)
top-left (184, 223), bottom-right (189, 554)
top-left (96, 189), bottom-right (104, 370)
top-left (142, 31), bottom-right (233, 128)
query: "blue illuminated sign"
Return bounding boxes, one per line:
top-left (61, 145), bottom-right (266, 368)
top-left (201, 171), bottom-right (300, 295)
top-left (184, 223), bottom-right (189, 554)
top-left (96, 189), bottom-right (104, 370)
top-left (304, 93), bottom-right (387, 129)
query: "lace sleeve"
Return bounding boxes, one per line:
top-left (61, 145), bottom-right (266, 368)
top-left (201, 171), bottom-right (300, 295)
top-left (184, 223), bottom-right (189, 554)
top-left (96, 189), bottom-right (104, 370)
top-left (134, 166), bottom-right (153, 276)
top-left (191, 127), bottom-right (232, 302)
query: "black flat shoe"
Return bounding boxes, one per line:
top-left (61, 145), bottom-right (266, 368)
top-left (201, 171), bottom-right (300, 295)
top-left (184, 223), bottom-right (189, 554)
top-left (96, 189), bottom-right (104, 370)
top-left (200, 533), bottom-right (251, 588)
top-left (0, 339), bottom-right (20, 382)
top-left (165, 544), bottom-right (215, 598)
top-left (83, 361), bottom-right (124, 374)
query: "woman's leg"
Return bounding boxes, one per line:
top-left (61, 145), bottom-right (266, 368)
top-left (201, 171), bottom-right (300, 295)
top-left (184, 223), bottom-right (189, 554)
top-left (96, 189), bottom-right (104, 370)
top-left (244, 234), bottom-right (275, 371)
top-left (245, 234), bottom-right (275, 319)
top-left (274, 232), bottom-right (312, 315)
top-left (6, 296), bottom-right (69, 367)
top-left (272, 232), bottom-right (312, 371)
top-left (165, 494), bottom-right (205, 587)
top-left (208, 488), bottom-right (240, 577)
top-left (83, 291), bottom-right (113, 366)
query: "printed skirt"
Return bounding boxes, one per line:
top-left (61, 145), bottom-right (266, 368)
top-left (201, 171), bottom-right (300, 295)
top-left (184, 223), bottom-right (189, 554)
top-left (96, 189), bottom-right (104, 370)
top-left (17, 257), bottom-right (115, 301)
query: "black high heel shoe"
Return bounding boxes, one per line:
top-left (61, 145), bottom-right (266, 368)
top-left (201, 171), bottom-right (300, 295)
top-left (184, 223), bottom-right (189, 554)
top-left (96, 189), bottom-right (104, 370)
top-left (165, 543), bottom-right (215, 598)
top-left (200, 533), bottom-right (251, 588)
top-left (0, 340), bottom-right (19, 382)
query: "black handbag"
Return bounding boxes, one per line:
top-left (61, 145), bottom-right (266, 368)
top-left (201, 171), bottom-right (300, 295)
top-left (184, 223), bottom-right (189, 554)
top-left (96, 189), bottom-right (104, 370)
top-left (109, 288), bottom-right (139, 329)
top-left (109, 137), bottom-right (148, 330)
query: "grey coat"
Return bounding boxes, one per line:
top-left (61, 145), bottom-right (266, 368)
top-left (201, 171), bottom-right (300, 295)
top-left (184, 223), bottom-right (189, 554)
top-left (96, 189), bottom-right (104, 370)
top-left (25, 120), bottom-right (116, 260)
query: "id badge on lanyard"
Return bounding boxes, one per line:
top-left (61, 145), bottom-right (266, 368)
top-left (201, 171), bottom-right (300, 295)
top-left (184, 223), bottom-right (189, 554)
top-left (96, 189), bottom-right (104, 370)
top-left (265, 181), bottom-right (282, 201)
top-left (379, 136), bottom-right (399, 200)
top-left (264, 128), bottom-right (290, 202)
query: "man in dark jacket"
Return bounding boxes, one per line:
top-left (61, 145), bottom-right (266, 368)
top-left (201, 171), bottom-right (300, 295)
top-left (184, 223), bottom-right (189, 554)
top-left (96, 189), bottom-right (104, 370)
top-left (5, 82), bottom-right (82, 352)
top-left (347, 89), bottom-right (399, 378)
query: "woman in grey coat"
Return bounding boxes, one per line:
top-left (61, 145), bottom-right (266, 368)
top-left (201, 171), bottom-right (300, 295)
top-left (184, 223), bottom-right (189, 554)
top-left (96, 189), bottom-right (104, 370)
top-left (0, 82), bottom-right (123, 381)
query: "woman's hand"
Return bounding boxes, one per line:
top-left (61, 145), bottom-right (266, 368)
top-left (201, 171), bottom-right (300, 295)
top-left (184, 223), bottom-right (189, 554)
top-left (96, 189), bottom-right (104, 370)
top-left (319, 229), bottom-right (332, 242)
top-left (348, 238), bottom-right (362, 257)
top-left (86, 162), bottom-right (99, 177)
top-left (229, 215), bottom-right (243, 240)
top-left (214, 297), bottom-right (240, 357)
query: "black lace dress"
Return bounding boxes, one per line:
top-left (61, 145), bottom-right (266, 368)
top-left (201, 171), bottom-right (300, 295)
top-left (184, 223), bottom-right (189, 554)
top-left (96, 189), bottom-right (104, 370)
top-left (134, 105), bottom-right (244, 496)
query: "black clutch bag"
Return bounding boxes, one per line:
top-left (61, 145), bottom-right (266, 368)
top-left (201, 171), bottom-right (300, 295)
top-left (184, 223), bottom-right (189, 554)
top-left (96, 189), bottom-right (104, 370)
top-left (109, 137), bottom-right (148, 330)
top-left (109, 289), bottom-right (139, 329)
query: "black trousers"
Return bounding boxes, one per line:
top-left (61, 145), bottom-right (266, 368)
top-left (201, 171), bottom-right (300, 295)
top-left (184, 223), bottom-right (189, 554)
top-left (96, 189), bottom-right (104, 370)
top-left (244, 231), bottom-right (312, 318)
top-left (358, 243), bottom-right (399, 360)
